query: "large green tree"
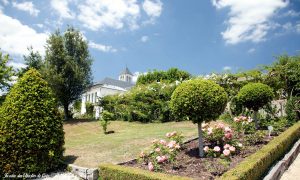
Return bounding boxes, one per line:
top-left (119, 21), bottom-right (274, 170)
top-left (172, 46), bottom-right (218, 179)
top-left (0, 51), bottom-right (14, 91)
top-left (18, 47), bottom-right (43, 77)
top-left (44, 27), bottom-right (92, 120)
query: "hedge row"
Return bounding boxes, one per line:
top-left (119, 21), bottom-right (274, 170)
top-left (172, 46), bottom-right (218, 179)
top-left (99, 164), bottom-right (191, 180)
top-left (219, 121), bottom-right (300, 180)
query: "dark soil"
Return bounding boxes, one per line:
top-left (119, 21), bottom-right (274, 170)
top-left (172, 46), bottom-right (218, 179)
top-left (123, 135), bottom-right (275, 179)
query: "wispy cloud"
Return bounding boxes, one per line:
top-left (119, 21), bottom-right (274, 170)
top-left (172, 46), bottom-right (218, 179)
top-left (8, 62), bottom-right (27, 69)
top-left (141, 35), bottom-right (149, 42)
top-left (247, 48), bottom-right (256, 54)
top-left (223, 66), bottom-right (232, 71)
top-left (89, 41), bottom-right (117, 53)
top-left (51, 0), bottom-right (74, 19)
top-left (282, 10), bottom-right (300, 17)
top-left (12, 1), bottom-right (40, 16)
top-left (212, 0), bottom-right (288, 44)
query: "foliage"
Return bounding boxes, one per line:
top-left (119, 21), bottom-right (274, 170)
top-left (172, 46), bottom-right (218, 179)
top-left (0, 69), bottom-right (64, 175)
top-left (99, 163), bottom-right (191, 180)
top-left (237, 83), bottom-right (274, 111)
top-left (100, 110), bottom-right (113, 134)
top-left (170, 79), bottom-right (228, 123)
top-left (72, 99), bottom-right (81, 113)
top-left (18, 47), bottom-right (43, 77)
top-left (44, 26), bottom-right (92, 120)
top-left (232, 115), bottom-right (255, 135)
top-left (85, 102), bottom-right (94, 118)
top-left (0, 51), bottom-right (14, 91)
top-left (139, 132), bottom-right (183, 171)
top-left (100, 82), bottom-right (177, 123)
top-left (202, 123), bottom-right (242, 158)
top-left (244, 131), bottom-right (266, 145)
top-left (260, 117), bottom-right (289, 135)
top-left (220, 122), bottom-right (300, 180)
top-left (136, 68), bottom-right (191, 85)
top-left (286, 96), bottom-right (300, 124)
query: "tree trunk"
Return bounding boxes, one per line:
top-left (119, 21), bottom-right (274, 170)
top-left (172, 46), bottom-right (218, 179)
top-left (254, 110), bottom-right (258, 129)
top-left (198, 123), bottom-right (204, 157)
top-left (63, 103), bottom-right (70, 121)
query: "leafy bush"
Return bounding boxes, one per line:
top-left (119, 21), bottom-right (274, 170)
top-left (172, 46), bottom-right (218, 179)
top-left (100, 110), bottom-right (113, 134)
top-left (244, 130), bottom-right (266, 145)
top-left (0, 69), bottom-right (64, 175)
top-left (139, 132), bottom-right (183, 171)
top-left (220, 122), bottom-right (300, 180)
top-left (237, 83), bottom-right (274, 128)
top-left (260, 117), bottom-right (289, 135)
top-left (85, 102), bottom-right (94, 119)
top-left (286, 96), bottom-right (300, 124)
top-left (170, 79), bottom-right (228, 157)
top-left (232, 115), bottom-right (255, 135)
top-left (99, 164), bottom-right (191, 180)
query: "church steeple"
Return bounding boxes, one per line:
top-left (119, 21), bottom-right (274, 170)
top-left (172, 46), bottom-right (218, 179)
top-left (119, 66), bottom-right (133, 83)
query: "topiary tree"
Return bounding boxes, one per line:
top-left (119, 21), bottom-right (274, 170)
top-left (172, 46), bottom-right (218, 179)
top-left (0, 69), bottom-right (64, 175)
top-left (170, 79), bottom-right (228, 157)
top-left (237, 83), bottom-right (274, 129)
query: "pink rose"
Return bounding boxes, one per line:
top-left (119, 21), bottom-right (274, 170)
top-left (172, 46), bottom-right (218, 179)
top-left (242, 116), bottom-right (247, 121)
top-left (204, 146), bottom-right (209, 152)
top-left (167, 140), bottom-right (177, 148)
top-left (148, 162), bottom-right (154, 171)
top-left (213, 146), bottom-right (220, 152)
top-left (224, 127), bottom-right (232, 133)
top-left (159, 140), bottom-right (167, 145)
top-left (156, 155), bottom-right (167, 163)
top-left (217, 123), bottom-right (225, 129)
top-left (207, 127), bottom-right (213, 135)
top-left (155, 148), bottom-right (160, 152)
top-left (224, 144), bottom-right (231, 149)
top-left (229, 146), bottom-right (236, 152)
top-left (223, 149), bottom-right (230, 156)
top-left (225, 133), bottom-right (232, 139)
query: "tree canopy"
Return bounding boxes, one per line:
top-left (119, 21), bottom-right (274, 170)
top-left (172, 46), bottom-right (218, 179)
top-left (0, 51), bottom-right (14, 91)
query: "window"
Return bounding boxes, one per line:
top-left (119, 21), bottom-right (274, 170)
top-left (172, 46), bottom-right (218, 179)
top-left (91, 93), bottom-right (94, 103)
top-left (95, 92), bottom-right (97, 102)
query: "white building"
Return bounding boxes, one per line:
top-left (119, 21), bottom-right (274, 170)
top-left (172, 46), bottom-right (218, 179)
top-left (81, 67), bottom-right (134, 118)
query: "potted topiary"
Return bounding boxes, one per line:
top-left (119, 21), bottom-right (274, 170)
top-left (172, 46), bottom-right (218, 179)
top-left (170, 79), bottom-right (228, 157)
top-left (237, 82), bottom-right (274, 129)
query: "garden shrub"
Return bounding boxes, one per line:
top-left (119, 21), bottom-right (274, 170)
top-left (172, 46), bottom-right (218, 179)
top-left (170, 79), bottom-right (228, 157)
top-left (99, 164), bottom-right (191, 180)
top-left (85, 102), bottom-right (94, 118)
top-left (219, 122), bottom-right (300, 180)
top-left (237, 83), bottom-right (274, 129)
top-left (100, 110), bottom-right (113, 134)
top-left (0, 69), bottom-right (64, 175)
top-left (286, 96), bottom-right (300, 124)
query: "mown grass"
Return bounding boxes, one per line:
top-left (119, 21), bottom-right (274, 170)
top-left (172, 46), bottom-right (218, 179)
top-left (64, 120), bottom-right (198, 167)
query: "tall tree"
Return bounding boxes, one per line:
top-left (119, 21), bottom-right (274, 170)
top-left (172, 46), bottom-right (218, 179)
top-left (18, 47), bottom-right (43, 77)
top-left (44, 27), bottom-right (92, 120)
top-left (0, 51), bottom-right (14, 91)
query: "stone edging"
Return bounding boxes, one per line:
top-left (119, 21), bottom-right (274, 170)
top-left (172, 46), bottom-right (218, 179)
top-left (67, 164), bottom-right (98, 180)
top-left (263, 138), bottom-right (300, 180)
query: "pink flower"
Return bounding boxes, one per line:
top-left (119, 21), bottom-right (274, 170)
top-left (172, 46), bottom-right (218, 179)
top-left (148, 162), bottom-right (154, 171)
top-left (175, 144), bottom-right (180, 149)
top-left (167, 140), bottom-right (177, 148)
top-left (213, 146), bottom-right (221, 152)
top-left (155, 148), bottom-right (161, 152)
top-left (207, 127), bottom-right (213, 135)
top-left (156, 155), bottom-right (167, 163)
top-left (224, 144), bottom-right (231, 149)
top-left (224, 127), bottom-right (232, 133)
top-left (234, 117), bottom-right (239, 122)
top-left (170, 131), bottom-right (177, 136)
top-left (223, 149), bottom-right (231, 156)
top-left (225, 133), bottom-right (232, 139)
top-left (229, 146), bottom-right (236, 152)
top-left (166, 133), bottom-right (171, 137)
top-left (204, 146), bottom-right (209, 152)
top-left (159, 140), bottom-right (167, 145)
top-left (217, 123), bottom-right (225, 129)
top-left (242, 116), bottom-right (247, 121)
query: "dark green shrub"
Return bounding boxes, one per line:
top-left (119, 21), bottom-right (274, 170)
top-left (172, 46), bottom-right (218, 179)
top-left (244, 130), bottom-right (266, 145)
top-left (219, 122), bottom-right (300, 180)
top-left (237, 83), bottom-right (274, 129)
top-left (0, 69), bottom-right (65, 175)
top-left (99, 164), bottom-right (191, 180)
top-left (286, 96), bottom-right (300, 124)
top-left (100, 110), bottom-right (113, 134)
top-left (85, 102), bottom-right (94, 118)
top-left (170, 79), bottom-right (228, 157)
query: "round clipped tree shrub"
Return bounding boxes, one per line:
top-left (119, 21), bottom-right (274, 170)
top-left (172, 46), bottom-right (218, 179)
top-left (0, 69), bottom-right (64, 175)
top-left (170, 79), bottom-right (228, 157)
top-left (237, 82), bottom-right (274, 129)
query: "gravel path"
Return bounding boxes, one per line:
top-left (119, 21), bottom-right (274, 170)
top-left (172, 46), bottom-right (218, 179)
top-left (280, 152), bottom-right (300, 180)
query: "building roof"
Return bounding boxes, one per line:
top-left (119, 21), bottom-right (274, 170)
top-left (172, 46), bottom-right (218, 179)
top-left (120, 67), bottom-right (133, 76)
top-left (95, 77), bottom-right (134, 89)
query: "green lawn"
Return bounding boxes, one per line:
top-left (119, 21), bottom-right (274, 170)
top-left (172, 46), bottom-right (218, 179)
top-left (64, 120), bottom-right (198, 168)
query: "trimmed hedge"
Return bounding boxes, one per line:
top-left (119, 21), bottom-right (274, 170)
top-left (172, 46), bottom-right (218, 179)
top-left (99, 164), bottom-right (191, 180)
top-left (219, 122), bottom-right (300, 180)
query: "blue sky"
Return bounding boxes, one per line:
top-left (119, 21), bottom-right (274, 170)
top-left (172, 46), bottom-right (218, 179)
top-left (0, 0), bottom-right (300, 82)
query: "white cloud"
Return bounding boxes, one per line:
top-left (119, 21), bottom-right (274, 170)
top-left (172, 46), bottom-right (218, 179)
top-left (89, 41), bottom-right (117, 53)
top-left (212, 0), bottom-right (288, 44)
top-left (0, 13), bottom-right (47, 56)
top-left (35, 23), bottom-right (44, 28)
top-left (1, 0), bottom-right (9, 6)
top-left (223, 66), bottom-right (232, 71)
top-left (247, 48), bottom-right (256, 53)
top-left (282, 10), bottom-right (300, 17)
top-left (141, 35), bottom-right (149, 42)
top-left (78, 0), bottom-right (140, 31)
top-left (51, 0), bottom-right (74, 19)
top-left (143, 0), bottom-right (162, 18)
top-left (8, 61), bottom-right (27, 69)
top-left (12, 1), bottom-right (40, 16)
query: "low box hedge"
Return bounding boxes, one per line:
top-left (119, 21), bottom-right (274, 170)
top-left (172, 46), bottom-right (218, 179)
top-left (219, 122), bottom-right (300, 180)
top-left (99, 163), bottom-right (191, 180)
